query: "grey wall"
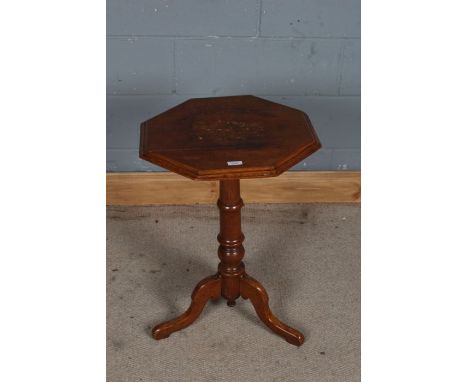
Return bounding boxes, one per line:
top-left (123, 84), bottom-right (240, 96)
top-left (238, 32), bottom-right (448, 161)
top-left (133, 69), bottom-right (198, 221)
top-left (107, 0), bottom-right (360, 172)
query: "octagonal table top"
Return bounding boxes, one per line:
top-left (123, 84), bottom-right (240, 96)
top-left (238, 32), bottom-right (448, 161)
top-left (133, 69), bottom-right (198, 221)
top-left (139, 95), bottom-right (321, 180)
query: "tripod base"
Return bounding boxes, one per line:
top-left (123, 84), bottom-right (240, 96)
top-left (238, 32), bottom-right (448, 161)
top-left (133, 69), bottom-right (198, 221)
top-left (152, 273), bottom-right (304, 346)
top-left (152, 179), bottom-right (304, 346)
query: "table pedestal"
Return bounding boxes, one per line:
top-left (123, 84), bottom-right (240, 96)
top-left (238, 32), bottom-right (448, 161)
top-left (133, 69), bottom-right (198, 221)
top-left (152, 179), bottom-right (304, 346)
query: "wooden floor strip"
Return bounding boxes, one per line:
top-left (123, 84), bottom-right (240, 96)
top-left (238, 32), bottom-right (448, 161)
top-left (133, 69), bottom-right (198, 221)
top-left (106, 171), bottom-right (361, 205)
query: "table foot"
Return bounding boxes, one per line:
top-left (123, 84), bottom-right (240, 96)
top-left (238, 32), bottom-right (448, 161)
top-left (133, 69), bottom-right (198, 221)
top-left (240, 274), bottom-right (305, 346)
top-left (227, 300), bottom-right (236, 307)
top-left (152, 274), bottom-right (221, 340)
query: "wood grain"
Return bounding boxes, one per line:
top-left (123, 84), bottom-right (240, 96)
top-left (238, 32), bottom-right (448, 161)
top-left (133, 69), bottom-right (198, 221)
top-left (151, 179), bottom-right (305, 346)
top-left (135, 96), bottom-right (357, 346)
top-left (152, 274), bottom-right (221, 340)
top-left (139, 95), bottom-right (321, 180)
top-left (240, 274), bottom-right (304, 346)
top-left (106, 171), bottom-right (361, 205)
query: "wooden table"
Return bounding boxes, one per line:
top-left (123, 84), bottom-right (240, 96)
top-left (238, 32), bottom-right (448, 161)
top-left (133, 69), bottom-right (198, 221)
top-left (139, 95), bottom-right (321, 346)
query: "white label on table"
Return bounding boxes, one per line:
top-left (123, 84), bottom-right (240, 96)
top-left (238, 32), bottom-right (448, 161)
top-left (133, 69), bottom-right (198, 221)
top-left (227, 160), bottom-right (243, 166)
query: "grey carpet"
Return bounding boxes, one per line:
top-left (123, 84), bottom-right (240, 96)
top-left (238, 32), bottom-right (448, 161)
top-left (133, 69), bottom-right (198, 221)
top-left (107, 203), bottom-right (360, 382)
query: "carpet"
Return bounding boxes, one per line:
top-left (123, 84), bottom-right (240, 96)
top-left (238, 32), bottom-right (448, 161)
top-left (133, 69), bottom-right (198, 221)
top-left (107, 203), bottom-right (360, 382)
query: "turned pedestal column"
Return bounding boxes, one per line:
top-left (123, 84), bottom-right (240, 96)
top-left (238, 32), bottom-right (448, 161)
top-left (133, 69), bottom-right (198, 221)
top-left (217, 179), bottom-right (245, 307)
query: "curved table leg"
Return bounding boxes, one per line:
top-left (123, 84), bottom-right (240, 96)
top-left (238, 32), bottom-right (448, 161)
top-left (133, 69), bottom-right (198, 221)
top-left (240, 274), bottom-right (305, 346)
top-left (152, 274), bottom-right (221, 340)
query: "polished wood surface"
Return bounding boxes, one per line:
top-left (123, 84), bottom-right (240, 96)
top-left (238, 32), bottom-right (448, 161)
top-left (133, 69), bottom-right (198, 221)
top-left (152, 180), bottom-right (304, 345)
top-left (152, 274), bottom-right (221, 340)
top-left (140, 95), bottom-right (321, 180)
top-left (217, 179), bottom-right (245, 306)
top-left (106, 171), bottom-right (361, 205)
top-left (240, 274), bottom-right (304, 346)
top-left (141, 96), bottom-right (319, 345)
